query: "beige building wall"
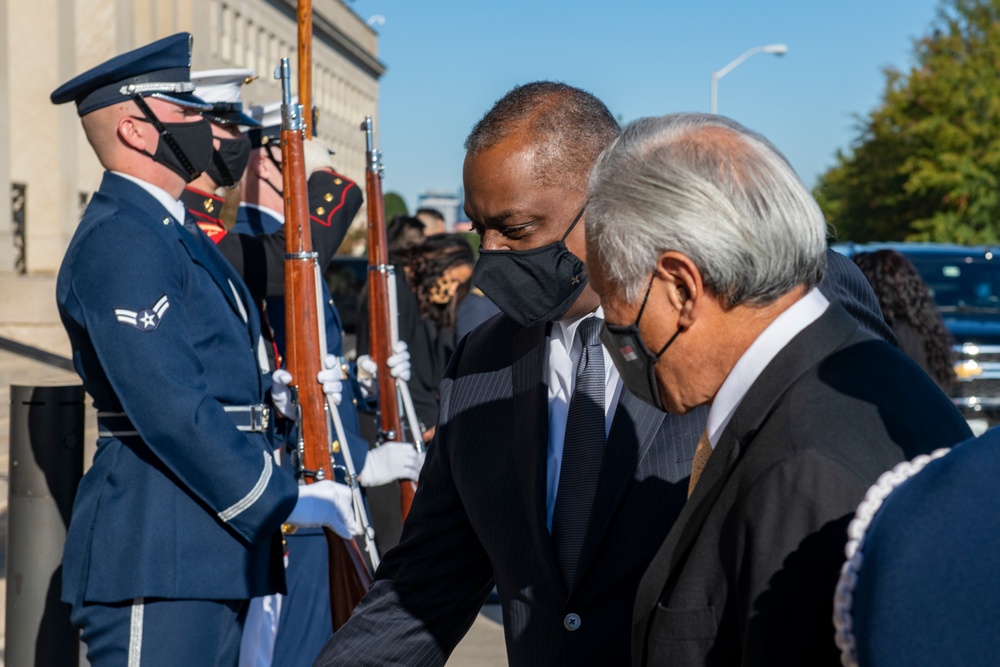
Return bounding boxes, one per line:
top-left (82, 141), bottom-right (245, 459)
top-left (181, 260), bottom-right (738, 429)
top-left (0, 0), bottom-right (383, 354)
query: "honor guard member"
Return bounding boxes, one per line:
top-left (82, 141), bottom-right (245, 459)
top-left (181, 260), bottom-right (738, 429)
top-left (234, 103), bottom-right (420, 667)
top-left (181, 68), bottom-right (260, 241)
top-left (51, 33), bottom-right (357, 666)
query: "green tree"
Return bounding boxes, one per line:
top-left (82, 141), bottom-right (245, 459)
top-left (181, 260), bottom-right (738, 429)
top-left (816, 0), bottom-right (1000, 244)
top-left (383, 191), bottom-right (408, 222)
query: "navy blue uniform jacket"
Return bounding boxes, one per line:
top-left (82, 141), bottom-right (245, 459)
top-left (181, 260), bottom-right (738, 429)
top-left (58, 173), bottom-right (299, 606)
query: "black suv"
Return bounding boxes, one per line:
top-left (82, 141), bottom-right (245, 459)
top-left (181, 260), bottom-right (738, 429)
top-left (833, 242), bottom-right (1000, 435)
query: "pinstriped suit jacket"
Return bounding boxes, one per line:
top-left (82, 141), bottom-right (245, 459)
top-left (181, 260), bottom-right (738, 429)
top-left (314, 313), bottom-right (707, 666)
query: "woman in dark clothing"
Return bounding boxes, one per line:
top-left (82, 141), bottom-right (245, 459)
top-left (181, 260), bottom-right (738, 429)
top-left (357, 232), bottom-right (475, 437)
top-left (854, 249), bottom-right (955, 388)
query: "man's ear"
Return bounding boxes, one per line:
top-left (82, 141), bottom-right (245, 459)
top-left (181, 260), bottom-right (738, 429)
top-left (117, 115), bottom-right (149, 153)
top-left (657, 251), bottom-right (703, 330)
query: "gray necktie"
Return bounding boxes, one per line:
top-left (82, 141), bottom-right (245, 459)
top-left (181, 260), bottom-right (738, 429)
top-left (551, 316), bottom-right (606, 588)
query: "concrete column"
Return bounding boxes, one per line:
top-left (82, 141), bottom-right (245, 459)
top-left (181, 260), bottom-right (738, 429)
top-left (5, 384), bottom-right (85, 666)
top-left (0, 0), bottom-right (13, 273)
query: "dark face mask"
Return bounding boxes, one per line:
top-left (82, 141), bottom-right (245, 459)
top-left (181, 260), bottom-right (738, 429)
top-left (132, 96), bottom-right (214, 183)
top-left (206, 135), bottom-right (251, 188)
top-left (472, 206), bottom-right (588, 328)
top-left (600, 274), bottom-right (683, 411)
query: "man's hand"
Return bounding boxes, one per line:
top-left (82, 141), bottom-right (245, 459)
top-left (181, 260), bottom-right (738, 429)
top-left (318, 355), bottom-right (343, 407)
top-left (356, 340), bottom-right (412, 395)
top-left (358, 441), bottom-right (423, 487)
top-left (271, 369), bottom-right (294, 419)
top-left (286, 480), bottom-right (357, 538)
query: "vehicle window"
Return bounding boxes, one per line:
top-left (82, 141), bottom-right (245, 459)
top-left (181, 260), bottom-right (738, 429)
top-left (908, 257), bottom-right (1000, 313)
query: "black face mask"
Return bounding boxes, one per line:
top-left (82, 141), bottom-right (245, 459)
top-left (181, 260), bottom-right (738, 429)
top-left (600, 274), bottom-right (683, 411)
top-left (132, 96), bottom-right (214, 183)
top-left (206, 135), bottom-right (251, 188)
top-left (472, 206), bottom-right (588, 328)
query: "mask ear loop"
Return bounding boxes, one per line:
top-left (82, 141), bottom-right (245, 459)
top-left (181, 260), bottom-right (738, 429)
top-left (131, 94), bottom-right (200, 181)
top-left (260, 139), bottom-right (284, 198)
top-left (560, 202), bottom-right (589, 241)
top-left (634, 272), bottom-right (683, 358)
top-left (634, 273), bottom-right (656, 325)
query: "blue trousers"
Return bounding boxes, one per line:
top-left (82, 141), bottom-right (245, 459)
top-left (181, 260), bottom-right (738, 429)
top-left (72, 597), bottom-right (248, 666)
top-left (272, 530), bottom-right (333, 667)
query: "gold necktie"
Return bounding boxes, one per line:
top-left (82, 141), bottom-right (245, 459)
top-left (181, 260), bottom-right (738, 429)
top-left (687, 430), bottom-right (712, 498)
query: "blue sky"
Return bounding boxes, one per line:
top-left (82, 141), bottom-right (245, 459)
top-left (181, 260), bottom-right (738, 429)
top-left (348, 0), bottom-right (942, 214)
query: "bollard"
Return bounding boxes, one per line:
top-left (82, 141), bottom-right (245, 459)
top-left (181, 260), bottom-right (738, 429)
top-left (6, 385), bottom-right (84, 666)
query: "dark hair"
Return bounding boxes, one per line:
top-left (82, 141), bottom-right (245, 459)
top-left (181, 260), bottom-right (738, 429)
top-left (464, 81), bottom-right (620, 187)
top-left (415, 207), bottom-right (445, 221)
top-left (399, 234), bottom-right (476, 331)
top-left (386, 215), bottom-right (425, 253)
top-left (853, 250), bottom-right (955, 386)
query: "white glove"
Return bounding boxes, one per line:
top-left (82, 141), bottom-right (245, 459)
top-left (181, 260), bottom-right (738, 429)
top-left (358, 441), bottom-right (422, 487)
top-left (286, 480), bottom-right (357, 538)
top-left (356, 341), bottom-right (412, 395)
top-left (318, 355), bottom-right (343, 407)
top-left (271, 369), bottom-right (294, 419)
top-left (387, 340), bottom-right (412, 382)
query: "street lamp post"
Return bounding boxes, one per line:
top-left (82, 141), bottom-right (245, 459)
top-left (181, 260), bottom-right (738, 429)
top-left (710, 44), bottom-right (788, 115)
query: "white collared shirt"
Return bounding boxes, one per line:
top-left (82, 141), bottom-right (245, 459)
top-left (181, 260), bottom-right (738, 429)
top-left (112, 171), bottom-right (186, 224)
top-left (706, 288), bottom-right (830, 448)
top-left (545, 307), bottom-right (623, 532)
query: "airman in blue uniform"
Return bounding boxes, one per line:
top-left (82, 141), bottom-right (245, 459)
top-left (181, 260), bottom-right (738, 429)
top-left (51, 33), bottom-right (356, 666)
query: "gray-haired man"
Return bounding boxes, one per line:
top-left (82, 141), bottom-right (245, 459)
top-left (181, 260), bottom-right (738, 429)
top-left (587, 113), bottom-right (971, 666)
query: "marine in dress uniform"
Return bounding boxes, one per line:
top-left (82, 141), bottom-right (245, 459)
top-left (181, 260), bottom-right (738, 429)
top-left (51, 33), bottom-right (356, 667)
top-left (181, 68), bottom-right (259, 242)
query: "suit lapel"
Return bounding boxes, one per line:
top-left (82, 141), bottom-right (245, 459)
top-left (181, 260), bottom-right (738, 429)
top-left (631, 303), bottom-right (863, 662)
top-left (572, 388), bottom-right (665, 592)
top-left (511, 322), bottom-right (567, 598)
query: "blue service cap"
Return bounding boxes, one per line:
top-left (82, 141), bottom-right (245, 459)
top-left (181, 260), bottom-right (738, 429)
top-left (50, 32), bottom-right (211, 116)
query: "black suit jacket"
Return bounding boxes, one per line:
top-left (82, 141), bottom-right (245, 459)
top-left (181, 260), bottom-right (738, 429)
top-left (315, 314), bottom-right (706, 666)
top-left (631, 303), bottom-right (971, 666)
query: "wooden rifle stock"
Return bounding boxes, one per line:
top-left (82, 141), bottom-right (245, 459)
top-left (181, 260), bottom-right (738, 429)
top-left (278, 56), bottom-right (371, 633)
top-left (361, 117), bottom-right (416, 519)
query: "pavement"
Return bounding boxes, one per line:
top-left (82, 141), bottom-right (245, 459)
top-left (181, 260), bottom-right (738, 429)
top-left (0, 346), bottom-right (507, 666)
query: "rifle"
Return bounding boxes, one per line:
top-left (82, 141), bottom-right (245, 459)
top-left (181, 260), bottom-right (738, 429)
top-left (360, 116), bottom-right (423, 520)
top-left (276, 57), bottom-right (371, 632)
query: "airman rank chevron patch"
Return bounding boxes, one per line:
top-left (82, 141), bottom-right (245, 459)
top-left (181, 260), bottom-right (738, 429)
top-left (115, 294), bottom-right (170, 332)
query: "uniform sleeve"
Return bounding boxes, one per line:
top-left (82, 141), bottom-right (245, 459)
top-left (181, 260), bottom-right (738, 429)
top-left (215, 193), bottom-right (361, 300)
top-left (70, 222), bottom-right (297, 544)
top-left (311, 177), bottom-right (363, 270)
top-left (314, 337), bottom-right (494, 666)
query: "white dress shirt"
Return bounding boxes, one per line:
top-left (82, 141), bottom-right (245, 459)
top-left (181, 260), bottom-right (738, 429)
top-left (112, 171), bottom-right (186, 224)
top-left (545, 308), bottom-right (623, 532)
top-left (706, 288), bottom-right (830, 448)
